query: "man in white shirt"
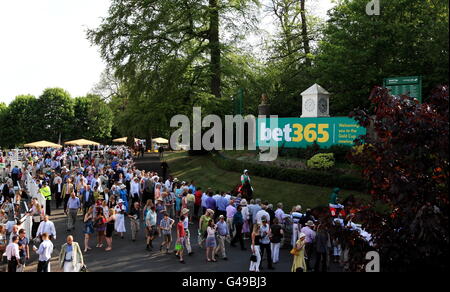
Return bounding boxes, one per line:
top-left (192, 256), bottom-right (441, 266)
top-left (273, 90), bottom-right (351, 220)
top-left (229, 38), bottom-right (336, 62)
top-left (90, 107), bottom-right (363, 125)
top-left (255, 202), bottom-right (271, 225)
top-left (6, 235), bottom-right (20, 272)
top-left (36, 216), bottom-right (56, 241)
top-left (33, 233), bottom-right (54, 272)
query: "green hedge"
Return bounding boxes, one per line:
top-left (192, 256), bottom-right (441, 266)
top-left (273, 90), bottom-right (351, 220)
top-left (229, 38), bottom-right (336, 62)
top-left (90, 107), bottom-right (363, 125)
top-left (279, 143), bottom-right (352, 162)
top-left (211, 153), bottom-right (367, 191)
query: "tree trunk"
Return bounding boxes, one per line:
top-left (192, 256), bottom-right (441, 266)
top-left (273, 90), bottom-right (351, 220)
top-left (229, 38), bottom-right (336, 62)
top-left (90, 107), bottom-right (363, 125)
top-left (209, 0), bottom-right (221, 98)
top-left (300, 0), bottom-right (311, 67)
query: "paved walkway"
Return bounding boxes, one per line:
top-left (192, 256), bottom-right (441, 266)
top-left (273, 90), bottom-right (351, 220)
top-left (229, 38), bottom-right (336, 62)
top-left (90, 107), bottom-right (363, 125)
top-left (23, 153), bottom-right (294, 272)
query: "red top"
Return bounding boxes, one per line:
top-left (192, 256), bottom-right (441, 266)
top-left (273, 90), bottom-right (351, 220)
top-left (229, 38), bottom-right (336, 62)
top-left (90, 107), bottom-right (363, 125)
top-left (194, 191), bottom-right (203, 206)
top-left (177, 222), bottom-right (186, 238)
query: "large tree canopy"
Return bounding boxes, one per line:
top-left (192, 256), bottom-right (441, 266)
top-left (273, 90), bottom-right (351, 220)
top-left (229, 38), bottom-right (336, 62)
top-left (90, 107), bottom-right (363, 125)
top-left (315, 0), bottom-right (449, 115)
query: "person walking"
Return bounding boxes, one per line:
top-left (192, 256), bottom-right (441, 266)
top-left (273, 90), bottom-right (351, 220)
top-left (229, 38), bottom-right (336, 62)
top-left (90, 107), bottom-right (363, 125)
top-left (17, 229), bottom-right (29, 272)
top-left (81, 185), bottom-right (95, 216)
top-left (301, 220), bottom-right (316, 270)
top-left (36, 215), bottom-right (56, 241)
top-left (270, 217), bottom-right (283, 264)
top-left (291, 233), bottom-right (307, 272)
top-left (231, 205), bottom-right (245, 250)
top-left (249, 225), bottom-right (261, 272)
top-left (5, 235), bottom-right (20, 272)
top-left (205, 220), bottom-right (217, 262)
top-left (315, 223), bottom-right (330, 272)
top-left (59, 235), bottom-right (84, 272)
top-left (199, 209), bottom-right (214, 248)
top-left (34, 233), bottom-right (54, 272)
top-left (94, 208), bottom-right (107, 248)
top-left (215, 215), bottom-right (229, 260)
top-left (175, 215), bottom-right (186, 264)
top-left (159, 212), bottom-right (175, 254)
top-left (114, 199), bottom-right (127, 239)
top-left (105, 208), bottom-right (116, 251)
top-left (39, 182), bottom-right (52, 216)
top-left (181, 208), bottom-right (193, 255)
top-left (30, 199), bottom-right (44, 239)
top-left (83, 206), bottom-right (94, 253)
top-left (259, 217), bottom-right (274, 270)
top-left (128, 202), bottom-right (141, 242)
top-left (145, 206), bottom-right (157, 251)
top-left (66, 192), bottom-right (80, 232)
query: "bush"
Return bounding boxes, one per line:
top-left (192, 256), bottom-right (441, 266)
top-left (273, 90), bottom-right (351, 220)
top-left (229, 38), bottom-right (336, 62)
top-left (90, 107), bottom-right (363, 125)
top-left (307, 153), bottom-right (335, 170)
top-left (278, 143), bottom-right (352, 163)
top-left (211, 153), bottom-right (366, 191)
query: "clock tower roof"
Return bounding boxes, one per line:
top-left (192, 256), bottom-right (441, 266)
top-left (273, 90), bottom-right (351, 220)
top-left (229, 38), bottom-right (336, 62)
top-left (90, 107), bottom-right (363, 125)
top-left (301, 83), bottom-right (330, 96)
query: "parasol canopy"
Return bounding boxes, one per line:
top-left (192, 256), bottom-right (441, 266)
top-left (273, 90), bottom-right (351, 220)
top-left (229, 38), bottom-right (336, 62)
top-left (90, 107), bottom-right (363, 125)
top-left (112, 137), bottom-right (140, 143)
top-left (65, 139), bottom-right (100, 146)
top-left (152, 137), bottom-right (169, 144)
top-left (24, 141), bottom-right (62, 148)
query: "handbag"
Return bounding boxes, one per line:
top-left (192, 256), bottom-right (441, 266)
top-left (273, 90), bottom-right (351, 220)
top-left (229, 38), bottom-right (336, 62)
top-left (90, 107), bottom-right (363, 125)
top-left (290, 248), bottom-right (300, 256)
top-left (250, 254), bottom-right (258, 262)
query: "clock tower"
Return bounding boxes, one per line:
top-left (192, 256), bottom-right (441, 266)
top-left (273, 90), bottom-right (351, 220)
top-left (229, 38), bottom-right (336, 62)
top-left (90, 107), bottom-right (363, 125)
top-left (300, 83), bottom-right (330, 118)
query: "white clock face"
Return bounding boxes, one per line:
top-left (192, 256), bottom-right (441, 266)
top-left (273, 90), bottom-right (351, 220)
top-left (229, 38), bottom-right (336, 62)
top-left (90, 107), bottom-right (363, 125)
top-left (319, 98), bottom-right (328, 114)
top-left (305, 99), bottom-right (315, 112)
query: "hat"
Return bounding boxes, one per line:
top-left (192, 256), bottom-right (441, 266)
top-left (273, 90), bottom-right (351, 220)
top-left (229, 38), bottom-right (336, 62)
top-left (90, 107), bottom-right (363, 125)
top-left (243, 169), bottom-right (248, 174)
top-left (118, 199), bottom-right (124, 204)
top-left (240, 199), bottom-right (248, 206)
top-left (219, 215), bottom-right (225, 219)
top-left (206, 209), bottom-right (215, 215)
top-left (181, 208), bottom-right (190, 215)
top-left (306, 220), bottom-right (315, 227)
top-left (157, 198), bottom-right (164, 202)
top-left (299, 233), bottom-right (306, 239)
top-left (120, 184), bottom-right (126, 190)
top-left (173, 178), bottom-right (179, 183)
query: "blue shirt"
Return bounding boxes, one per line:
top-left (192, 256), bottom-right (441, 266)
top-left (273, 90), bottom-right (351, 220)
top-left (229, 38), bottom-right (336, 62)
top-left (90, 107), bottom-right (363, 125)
top-left (217, 221), bottom-right (228, 236)
top-left (217, 196), bottom-right (229, 211)
top-left (205, 197), bottom-right (216, 210)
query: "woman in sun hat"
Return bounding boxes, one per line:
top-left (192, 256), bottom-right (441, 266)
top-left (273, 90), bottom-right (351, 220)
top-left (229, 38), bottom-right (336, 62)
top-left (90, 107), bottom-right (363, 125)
top-left (291, 233), bottom-right (307, 272)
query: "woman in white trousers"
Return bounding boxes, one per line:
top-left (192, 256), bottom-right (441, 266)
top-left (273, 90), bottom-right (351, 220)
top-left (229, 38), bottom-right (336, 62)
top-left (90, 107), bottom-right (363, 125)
top-left (249, 225), bottom-right (262, 272)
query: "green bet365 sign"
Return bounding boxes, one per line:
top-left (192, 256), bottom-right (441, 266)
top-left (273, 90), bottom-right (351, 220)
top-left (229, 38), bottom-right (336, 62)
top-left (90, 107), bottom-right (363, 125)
top-left (257, 117), bottom-right (366, 148)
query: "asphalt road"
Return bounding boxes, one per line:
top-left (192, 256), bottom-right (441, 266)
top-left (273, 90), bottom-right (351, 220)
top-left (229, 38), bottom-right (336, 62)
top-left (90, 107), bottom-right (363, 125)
top-left (24, 153), bottom-right (295, 272)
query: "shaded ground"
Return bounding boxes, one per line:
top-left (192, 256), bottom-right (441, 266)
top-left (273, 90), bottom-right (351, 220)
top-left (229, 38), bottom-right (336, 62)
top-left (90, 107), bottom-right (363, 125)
top-left (22, 153), bottom-right (297, 272)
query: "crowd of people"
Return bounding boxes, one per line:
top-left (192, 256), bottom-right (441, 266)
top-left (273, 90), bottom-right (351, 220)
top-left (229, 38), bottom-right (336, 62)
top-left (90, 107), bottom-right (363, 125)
top-left (0, 145), bottom-right (369, 273)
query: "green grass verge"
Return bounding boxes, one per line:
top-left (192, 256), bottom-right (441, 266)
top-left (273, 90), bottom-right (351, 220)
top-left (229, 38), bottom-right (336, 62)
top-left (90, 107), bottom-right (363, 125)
top-left (165, 152), bottom-right (369, 210)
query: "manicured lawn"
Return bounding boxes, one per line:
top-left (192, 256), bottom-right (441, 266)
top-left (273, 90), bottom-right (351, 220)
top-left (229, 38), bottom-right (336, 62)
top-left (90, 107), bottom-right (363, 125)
top-left (165, 152), bottom-right (369, 210)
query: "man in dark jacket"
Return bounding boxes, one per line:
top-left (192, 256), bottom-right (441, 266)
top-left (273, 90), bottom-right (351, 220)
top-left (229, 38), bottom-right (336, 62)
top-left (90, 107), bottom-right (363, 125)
top-left (80, 185), bottom-right (95, 216)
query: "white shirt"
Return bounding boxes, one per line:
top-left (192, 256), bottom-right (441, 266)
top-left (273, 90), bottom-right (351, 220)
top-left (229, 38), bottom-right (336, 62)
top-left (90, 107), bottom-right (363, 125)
top-left (5, 242), bottom-right (20, 260)
top-left (255, 209), bottom-right (270, 225)
top-left (241, 206), bottom-right (250, 220)
top-left (36, 221), bottom-right (57, 239)
top-left (36, 240), bottom-right (53, 262)
top-left (130, 181), bottom-right (140, 195)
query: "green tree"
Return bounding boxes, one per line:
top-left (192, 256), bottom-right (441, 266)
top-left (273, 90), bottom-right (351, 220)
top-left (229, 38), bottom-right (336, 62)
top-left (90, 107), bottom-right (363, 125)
top-left (72, 94), bottom-right (114, 143)
top-left (88, 0), bottom-right (260, 133)
top-left (37, 88), bottom-right (74, 143)
top-left (0, 95), bottom-right (39, 147)
top-left (315, 0), bottom-right (449, 115)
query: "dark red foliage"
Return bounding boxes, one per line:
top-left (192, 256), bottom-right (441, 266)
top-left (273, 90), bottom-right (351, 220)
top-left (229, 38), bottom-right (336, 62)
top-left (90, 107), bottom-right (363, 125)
top-left (348, 86), bottom-right (449, 272)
